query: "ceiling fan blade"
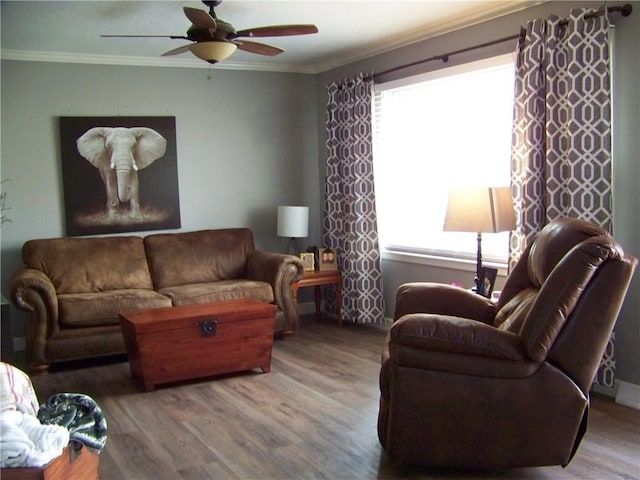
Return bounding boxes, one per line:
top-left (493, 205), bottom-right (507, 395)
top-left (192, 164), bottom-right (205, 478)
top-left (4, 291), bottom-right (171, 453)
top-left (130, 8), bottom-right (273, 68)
top-left (161, 44), bottom-right (193, 57)
top-left (183, 7), bottom-right (217, 30)
top-left (102, 35), bottom-right (188, 39)
top-left (233, 24), bottom-right (318, 38)
top-left (234, 40), bottom-right (284, 56)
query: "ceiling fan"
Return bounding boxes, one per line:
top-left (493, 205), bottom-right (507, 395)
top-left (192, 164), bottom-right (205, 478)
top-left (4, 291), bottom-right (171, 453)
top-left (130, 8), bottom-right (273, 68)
top-left (102, 0), bottom-right (319, 64)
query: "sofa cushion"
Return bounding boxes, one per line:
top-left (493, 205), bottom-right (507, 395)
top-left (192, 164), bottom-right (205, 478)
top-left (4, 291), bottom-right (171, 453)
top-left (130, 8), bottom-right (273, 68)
top-left (23, 236), bottom-right (153, 294)
top-left (144, 229), bottom-right (255, 289)
top-left (58, 289), bottom-right (172, 328)
top-left (159, 280), bottom-right (274, 306)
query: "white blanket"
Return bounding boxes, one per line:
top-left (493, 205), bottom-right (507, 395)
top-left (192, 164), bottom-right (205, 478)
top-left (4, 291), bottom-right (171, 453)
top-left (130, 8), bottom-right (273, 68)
top-left (0, 362), bottom-right (39, 416)
top-left (0, 416), bottom-right (35, 467)
top-left (0, 363), bottom-right (70, 468)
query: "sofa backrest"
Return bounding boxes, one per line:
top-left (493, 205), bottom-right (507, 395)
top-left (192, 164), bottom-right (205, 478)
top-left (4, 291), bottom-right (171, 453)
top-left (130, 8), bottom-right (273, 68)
top-left (22, 236), bottom-right (153, 294)
top-left (144, 228), bottom-right (255, 289)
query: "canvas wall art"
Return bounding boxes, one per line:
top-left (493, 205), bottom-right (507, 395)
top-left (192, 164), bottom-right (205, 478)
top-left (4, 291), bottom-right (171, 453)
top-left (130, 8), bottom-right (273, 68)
top-left (60, 116), bottom-right (181, 236)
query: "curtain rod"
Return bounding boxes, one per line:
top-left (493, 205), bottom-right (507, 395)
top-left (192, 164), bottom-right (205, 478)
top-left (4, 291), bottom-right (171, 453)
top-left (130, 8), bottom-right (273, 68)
top-left (372, 3), bottom-right (633, 82)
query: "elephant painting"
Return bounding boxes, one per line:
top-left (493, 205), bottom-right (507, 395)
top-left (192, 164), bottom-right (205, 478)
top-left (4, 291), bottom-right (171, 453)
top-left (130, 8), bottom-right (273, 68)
top-left (76, 126), bottom-right (167, 217)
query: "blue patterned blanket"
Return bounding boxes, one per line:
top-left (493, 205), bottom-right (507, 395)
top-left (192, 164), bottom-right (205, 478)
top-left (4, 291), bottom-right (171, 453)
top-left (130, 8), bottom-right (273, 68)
top-left (37, 393), bottom-right (107, 454)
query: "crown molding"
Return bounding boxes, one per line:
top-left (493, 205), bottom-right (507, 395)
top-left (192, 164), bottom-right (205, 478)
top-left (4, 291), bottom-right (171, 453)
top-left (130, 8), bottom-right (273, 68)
top-left (0, 49), bottom-right (318, 74)
top-left (314, 1), bottom-right (544, 73)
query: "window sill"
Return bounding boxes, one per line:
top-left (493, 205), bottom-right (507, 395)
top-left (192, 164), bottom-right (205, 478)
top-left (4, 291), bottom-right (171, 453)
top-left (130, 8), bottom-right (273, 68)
top-left (380, 249), bottom-right (508, 277)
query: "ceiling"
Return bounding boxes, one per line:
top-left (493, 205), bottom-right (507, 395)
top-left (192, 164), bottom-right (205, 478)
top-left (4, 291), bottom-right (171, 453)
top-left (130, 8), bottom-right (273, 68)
top-left (1, 1), bottom-right (538, 73)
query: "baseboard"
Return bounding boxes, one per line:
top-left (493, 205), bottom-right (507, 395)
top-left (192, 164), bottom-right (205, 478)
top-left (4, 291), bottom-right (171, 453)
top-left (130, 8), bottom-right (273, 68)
top-left (616, 381), bottom-right (640, 410)
top-left (591, 382), bottom-right (616, 398)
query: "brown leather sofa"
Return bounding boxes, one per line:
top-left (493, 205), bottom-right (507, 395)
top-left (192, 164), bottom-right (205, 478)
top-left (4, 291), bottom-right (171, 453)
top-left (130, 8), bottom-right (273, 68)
top-left (10, 228), bottom-right (304, 374)
top-left (378, 217), bottom-right (637, 469)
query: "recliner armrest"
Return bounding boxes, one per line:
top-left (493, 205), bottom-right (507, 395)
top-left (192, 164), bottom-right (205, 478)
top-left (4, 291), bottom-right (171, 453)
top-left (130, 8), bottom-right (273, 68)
top-left (394, 282), bottom-right (498, 324)
top-left (386, 314), bottom-right (535, 378)
top-left (390, 314), bottom-right (524, 361)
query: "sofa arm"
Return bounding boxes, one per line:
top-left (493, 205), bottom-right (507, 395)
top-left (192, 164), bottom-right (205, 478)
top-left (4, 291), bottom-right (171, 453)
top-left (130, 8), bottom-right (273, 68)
top-left (394, 282), bottom-right (498, 324)
top-left (9, 268), bottom-right (60, 374)
top-left (247, 250), bottom-right (304, 332)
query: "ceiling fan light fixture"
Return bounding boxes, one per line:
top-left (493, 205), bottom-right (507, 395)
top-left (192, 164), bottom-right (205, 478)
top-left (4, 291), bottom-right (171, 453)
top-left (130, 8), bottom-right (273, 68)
top-left (189, 41), bottom-right (237, 63)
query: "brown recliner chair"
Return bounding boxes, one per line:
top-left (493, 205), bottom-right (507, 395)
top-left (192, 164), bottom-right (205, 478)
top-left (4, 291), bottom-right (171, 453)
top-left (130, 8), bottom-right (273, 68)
top-left (377, 217), bottom-right (637, 469)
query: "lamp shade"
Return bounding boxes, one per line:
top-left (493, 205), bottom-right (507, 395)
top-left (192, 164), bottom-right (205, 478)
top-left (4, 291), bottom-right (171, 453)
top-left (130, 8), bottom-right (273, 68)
top-left (189, 41), bottom-right (237, 64)
top-left (277, 206), bottom-right (309, 238)
top-left (443, 186), bottom-right (516, 233)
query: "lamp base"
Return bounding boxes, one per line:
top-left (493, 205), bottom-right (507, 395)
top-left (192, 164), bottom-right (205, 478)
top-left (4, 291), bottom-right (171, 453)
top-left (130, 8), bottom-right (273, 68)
top-left (287, 238), bottom-right (301, 256)
top-left (474, 232), bottom-right (483, 295)
top-left (473, 277), bottom-right (482, 295)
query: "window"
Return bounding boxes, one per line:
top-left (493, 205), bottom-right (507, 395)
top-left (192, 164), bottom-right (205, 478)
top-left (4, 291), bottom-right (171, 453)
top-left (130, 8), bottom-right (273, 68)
top-left (373, 54), bottom-right (515, 264)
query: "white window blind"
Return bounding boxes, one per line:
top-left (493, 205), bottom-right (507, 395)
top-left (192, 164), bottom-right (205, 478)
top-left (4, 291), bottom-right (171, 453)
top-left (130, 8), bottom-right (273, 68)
top-left (372, 54), bottom-right (515, 263)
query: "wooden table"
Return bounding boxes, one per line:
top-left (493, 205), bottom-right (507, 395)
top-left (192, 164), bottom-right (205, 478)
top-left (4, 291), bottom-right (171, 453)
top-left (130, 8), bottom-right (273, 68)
top-left (119, 300), bottom-right (276, 391)
top-left (291, 269), bottom-right (342, 325)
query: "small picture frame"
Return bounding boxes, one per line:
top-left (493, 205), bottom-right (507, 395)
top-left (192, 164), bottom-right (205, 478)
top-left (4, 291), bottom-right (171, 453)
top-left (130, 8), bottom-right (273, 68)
top-left (477, 267), bottom-right (498, 298)
top-left (300, 252), bottom-right (316, 272)
top-left (306, 245), bottom-right (319, 270)
top-left (319, 247), bottom-right (338, 270)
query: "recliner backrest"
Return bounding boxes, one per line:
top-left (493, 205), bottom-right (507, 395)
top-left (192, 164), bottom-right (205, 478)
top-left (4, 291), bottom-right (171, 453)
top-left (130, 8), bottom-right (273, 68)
top-left (518, 236), bottom-right (620, 362)
top-left (548, 247), bottom-right (636, 393)
top-left (498, 218), bottom-right (608, 308)
top-left (494, 218), bottom-right (606, 333)
top-left (493, 217), bottom-right (637, 393)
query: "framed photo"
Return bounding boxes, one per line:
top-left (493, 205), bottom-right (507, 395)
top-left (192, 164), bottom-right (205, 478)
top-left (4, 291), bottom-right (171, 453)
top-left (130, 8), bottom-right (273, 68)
top-left (477, 267), bottom-right (498, 298)
top-left (300, 252), bottom-right (316, 272)
top-left (306, 245), bottom-right (319, 270)
top-left (319, 247), bottom-right (338, 271)
top-left (59, 116), bottom-right (181, 236)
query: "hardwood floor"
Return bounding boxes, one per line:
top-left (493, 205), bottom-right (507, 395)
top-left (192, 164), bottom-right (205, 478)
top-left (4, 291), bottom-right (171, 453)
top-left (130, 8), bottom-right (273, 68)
top-left (30, 316), bottom-right (640, 480)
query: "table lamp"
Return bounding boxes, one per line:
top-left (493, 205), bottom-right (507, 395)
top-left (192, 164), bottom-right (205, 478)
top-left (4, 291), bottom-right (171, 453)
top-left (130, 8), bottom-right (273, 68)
top-left (277, 205), bottom-right (309, 255)
top-left (443, 186), bottom-right (516, 292)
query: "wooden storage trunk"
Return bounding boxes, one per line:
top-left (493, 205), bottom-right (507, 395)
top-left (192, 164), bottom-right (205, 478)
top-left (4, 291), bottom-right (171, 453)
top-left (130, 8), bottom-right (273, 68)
top-left (0, 443), bottom-right (99, 480)
top-left (119, 300), bottom-right (276, 391)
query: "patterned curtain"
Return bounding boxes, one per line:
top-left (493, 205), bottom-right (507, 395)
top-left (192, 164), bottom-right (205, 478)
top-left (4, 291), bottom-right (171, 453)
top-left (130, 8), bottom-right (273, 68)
top-left (324, 73), bottom-right (385, 324)
top-left (510, 9), bottom-right (614, 386)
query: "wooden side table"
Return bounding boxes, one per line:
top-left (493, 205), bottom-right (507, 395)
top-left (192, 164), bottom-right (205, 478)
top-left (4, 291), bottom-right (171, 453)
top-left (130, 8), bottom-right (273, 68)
top-left (291, 269), bottom-right (342, 326)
